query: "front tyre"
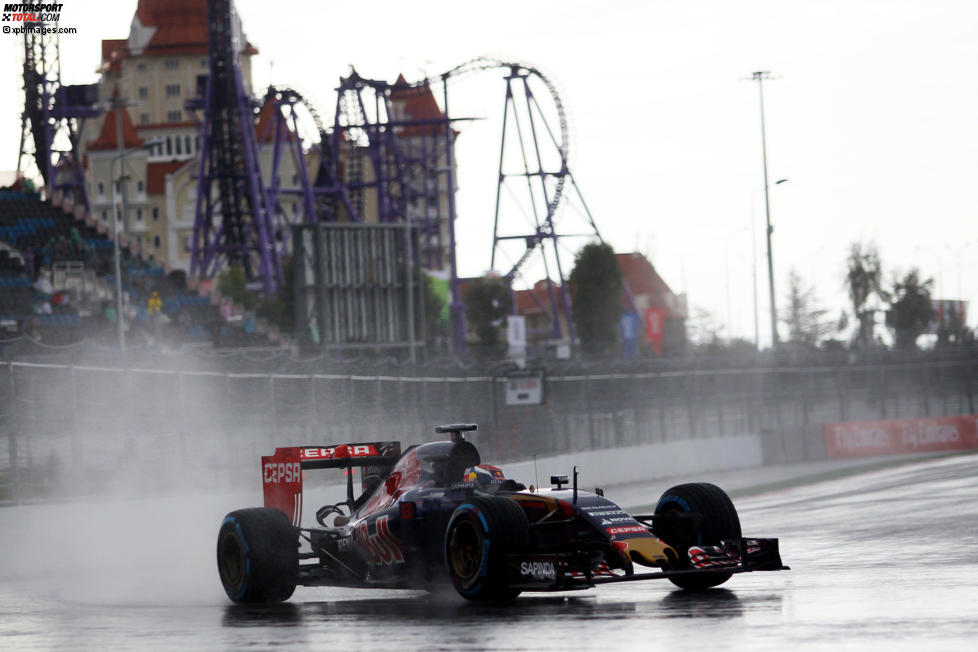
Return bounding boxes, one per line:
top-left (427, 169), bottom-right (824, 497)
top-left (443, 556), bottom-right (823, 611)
top-left (445, 496), bottom-right (532, 602)
top-left (654, 482), bottom-right (741, 590)
top-left (217, 507), bottom-right (298, 604)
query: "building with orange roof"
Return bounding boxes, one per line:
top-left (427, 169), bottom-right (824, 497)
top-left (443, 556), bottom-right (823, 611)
top-left (80, 0), bottom-right (283, 270)
top-left (614, 252), bottom-right (686, 319)
top-left (80, 1), bottom-right (458, 282)
top-left (504, 252), bottom-right (686, 350)
top-left (387, 77), bottom-right (457, 272)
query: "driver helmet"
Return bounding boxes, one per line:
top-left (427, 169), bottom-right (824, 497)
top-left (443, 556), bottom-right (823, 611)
top-left (463, 464), bottom-right (505, 489)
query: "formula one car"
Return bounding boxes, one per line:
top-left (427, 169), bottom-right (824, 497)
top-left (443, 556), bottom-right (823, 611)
top-left (217, 424), bottom-right (787, 603)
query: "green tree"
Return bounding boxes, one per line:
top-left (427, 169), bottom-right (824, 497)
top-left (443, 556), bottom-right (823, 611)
top-left (845, 242), bottom-right (887, 348)
top-left (256, 256), bottom-right (295, 334)
top-left (422, 272), bottom-right (450, 350)
top-left (217, 263), bottom-right (258, 311)
top-left (569, 242), bottom-right (623, 353)
top-left (464, 275), bottom-right (511, 348)
top-left (887, 268), bottom-right (934, 350)
top-left (217, 261), bottom-right (297, 334)
top-left (781, 269), bottom-right (831, 349)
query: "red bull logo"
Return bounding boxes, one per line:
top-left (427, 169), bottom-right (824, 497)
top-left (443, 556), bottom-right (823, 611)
top-left (353, 516), bottom-right (404, 565)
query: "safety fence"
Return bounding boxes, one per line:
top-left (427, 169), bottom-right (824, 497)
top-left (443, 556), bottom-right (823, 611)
top-left (1, 354), bottom-right (975, 503)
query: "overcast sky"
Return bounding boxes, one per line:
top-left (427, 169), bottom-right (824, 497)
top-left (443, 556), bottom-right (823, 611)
top-left (1, 0), bottom-right (976, 345)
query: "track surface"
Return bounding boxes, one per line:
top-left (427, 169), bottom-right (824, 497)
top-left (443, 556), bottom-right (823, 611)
top-left (1, 454), bottom-right (976, 650)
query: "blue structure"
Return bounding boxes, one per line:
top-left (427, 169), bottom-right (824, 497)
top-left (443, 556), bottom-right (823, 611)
top-left (187, 0), bottom-right (280, 293)
top-left (18, 24), bottom-right (100, 211)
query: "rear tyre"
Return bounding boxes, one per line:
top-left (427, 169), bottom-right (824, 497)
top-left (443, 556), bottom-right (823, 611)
top-left (445, 496), bottom-right (532, 602)
top-left (217, 507), bottom-right (298, 604)
top-left (654, 482), bottom-right (741, 590)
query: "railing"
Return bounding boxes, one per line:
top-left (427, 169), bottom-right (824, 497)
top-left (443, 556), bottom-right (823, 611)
top-left (1, 352), bottom-right (975, 504)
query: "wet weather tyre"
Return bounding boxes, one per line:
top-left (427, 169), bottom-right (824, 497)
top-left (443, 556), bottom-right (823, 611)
top-left (654, 482), bottom-right (741, 590)
top-left (445, 496), bottom-right (532, 602)
top-left (217, 508), bottom-right (298, 604)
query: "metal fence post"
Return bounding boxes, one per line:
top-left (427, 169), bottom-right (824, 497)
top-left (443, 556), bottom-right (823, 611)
top-left (965, 359), bottom-right (975, 414)
top-left (69, 365), bottom-right (80, 462)
top-left (585, 375), bottom-right (595, 449)
top-left (488, 377), bottom-right (499, 437)
top-left (836, 367), bottom-right (847, 421)
top-left (684, 373), bottom-right (696, 439)
top-left (176, 371), bottom-right (186, 459)
top-left (310, 375), bottom-right (318, 436)
top-left (919, 360), bottom-right (931, 417)
top-left (8, 364), bottom-right (20, 505)
top-left (270, 375), bottom-right (279, 441)
top-left (223, 373), bottom-right (232, 446)
top-left (878, 365), bottom-right (888, 419)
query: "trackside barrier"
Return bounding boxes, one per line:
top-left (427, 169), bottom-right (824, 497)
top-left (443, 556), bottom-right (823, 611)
top-left (824, 414), bottom-right (978, 459)
top-left (0, 355), bottom-right (976, 503)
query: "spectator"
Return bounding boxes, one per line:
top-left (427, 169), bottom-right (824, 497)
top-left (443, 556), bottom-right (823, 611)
top-left (34, 275), bottom-right (53, 294)
top-left (70, 227), bottom-right (83, 252)
top-left (147, 290), bottom-right (162, 316)
top-left (23, 247), bottom-right (35, 280)
top-left (23, 313), bottom-right (40, 340)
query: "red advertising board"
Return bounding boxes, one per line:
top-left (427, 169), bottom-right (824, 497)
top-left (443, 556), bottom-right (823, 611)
top-left (644, 308), bottom-right (665, 356)
top-left (824, 414), bottom-right (978, 459)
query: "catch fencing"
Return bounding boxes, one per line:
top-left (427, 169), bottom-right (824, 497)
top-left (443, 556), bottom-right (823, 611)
top-left (0, 354), bottom-right (975, 503)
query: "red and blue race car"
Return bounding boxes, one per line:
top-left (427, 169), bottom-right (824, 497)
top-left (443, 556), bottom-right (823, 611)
top-left (217, 424), bottom-right (787, 603)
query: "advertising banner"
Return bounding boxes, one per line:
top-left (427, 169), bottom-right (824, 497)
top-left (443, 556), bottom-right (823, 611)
top-left (824, 414), bottom-right (978, 459)
top-left (619, 312), bottom-right (639, 358)
top-left (926, 299), bottom-right (968, 334)
top-left (644, 308), bottom-right (665, 356)
top-left (505, 369), bottom-right (544, 406)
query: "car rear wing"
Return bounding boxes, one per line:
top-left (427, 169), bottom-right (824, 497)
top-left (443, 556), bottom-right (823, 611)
top-left (262, 441), bottom-right (401, 526)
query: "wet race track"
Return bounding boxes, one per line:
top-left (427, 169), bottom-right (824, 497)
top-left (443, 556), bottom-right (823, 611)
top-left (1, 453), bottom-right (976, 650)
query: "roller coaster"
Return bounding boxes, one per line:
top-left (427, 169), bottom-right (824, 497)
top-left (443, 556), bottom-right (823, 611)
top-left (16, 0), bottom-right (607, 352)
top-left (17, 22), bottom-right (100, 213)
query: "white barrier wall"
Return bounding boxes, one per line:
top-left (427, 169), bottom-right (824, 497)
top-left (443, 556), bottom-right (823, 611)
top-left (500, 435), bottom-right (763, 490)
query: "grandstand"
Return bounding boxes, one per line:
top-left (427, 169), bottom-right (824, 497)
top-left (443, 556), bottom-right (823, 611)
top-left (0, 185), bottom-right (283, 350)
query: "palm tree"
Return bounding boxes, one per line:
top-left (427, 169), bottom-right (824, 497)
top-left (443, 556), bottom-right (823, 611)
top-left (845, 242), bottom-right (887, 348)
top-left (888, 269), bottom-right (934, 349)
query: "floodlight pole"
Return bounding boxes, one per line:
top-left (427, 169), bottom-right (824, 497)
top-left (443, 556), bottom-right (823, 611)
top-left (112, 95), bottom-right (130, 351)
top-left (752, 71), bottom-right (779, 349)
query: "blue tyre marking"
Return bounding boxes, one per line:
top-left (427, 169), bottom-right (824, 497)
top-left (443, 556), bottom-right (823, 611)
top-left (657, 495), bottom-right (701, 546)
top-left (222, 516), bottom-right (250, 600)
top-left (449, 504), bottom-right (492, 595)
top-left (657, 495), bottom-right (690, 513)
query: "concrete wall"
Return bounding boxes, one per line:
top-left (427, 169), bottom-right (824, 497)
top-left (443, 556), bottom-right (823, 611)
top-left (501, 434), bottom-right (763, 490)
